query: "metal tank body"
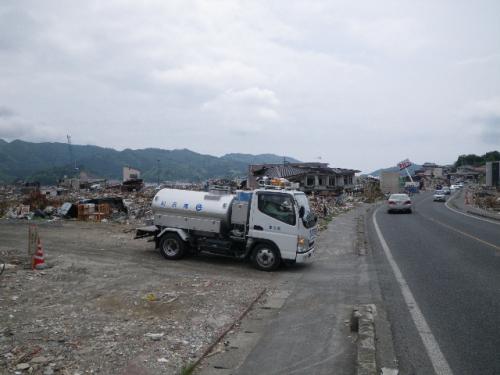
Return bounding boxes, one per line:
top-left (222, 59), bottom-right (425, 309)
top-left (152, 188), bottom-right (235, 226)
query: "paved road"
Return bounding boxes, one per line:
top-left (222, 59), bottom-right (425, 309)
top-left (369, 191), bottom-right (500, 375)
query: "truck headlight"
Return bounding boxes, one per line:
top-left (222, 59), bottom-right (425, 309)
top-left (297, 236), bottom-right (309, 253)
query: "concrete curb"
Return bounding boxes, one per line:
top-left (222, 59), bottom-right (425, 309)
top-left (360, 205), bottom-right (399, 375)
top-left (465, 208), bottom-right (500, 222)
top-left (447, 189), bottom-right (462, 210)
top-left (449, 189), bottom-right (500, 222)
top-left (355, 304), bottom-right (377, 375)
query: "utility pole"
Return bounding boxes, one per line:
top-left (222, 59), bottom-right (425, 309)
top-left (66, 134), bottom-right (78, 175)
top-left (157, 159), bottom-right (160, 186)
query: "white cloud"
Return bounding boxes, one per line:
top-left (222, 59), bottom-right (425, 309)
top-left (0, 0), bottom-right (499, 172)
top-left (456, 53), bottom-right (500, 66)
top-left (201, 88), bottom-right (281, 132)
top-left (0, 120), bottom-right (62, 142)
top-left (0, 106), bottom-right (62, 141)
top-left (152, 61), bottom-right (264, 90)
top-left (203, 87), bottom-right (280, 108)
top-left (346, 17), bottom-right (429, 55)
top-left (464, 97), bottom-right (500, 145)
top-left (466, 97), bottom-right (500, 118)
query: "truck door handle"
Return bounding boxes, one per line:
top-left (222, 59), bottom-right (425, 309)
top-left (253, 225), bottom-right (263, 231)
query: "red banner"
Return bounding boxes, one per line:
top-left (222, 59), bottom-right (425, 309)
top-left (398, 159), bottom-right (412, 170)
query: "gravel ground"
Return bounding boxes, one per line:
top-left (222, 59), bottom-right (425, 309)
top-left (0, 220), bottom-right (281, 375)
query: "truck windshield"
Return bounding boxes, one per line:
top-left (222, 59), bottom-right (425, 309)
top-left (294, 193), bottom-right (310, 215)
top-left (294, 193), bottom-right (316, 228)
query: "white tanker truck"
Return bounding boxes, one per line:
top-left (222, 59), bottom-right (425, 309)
top-left (135, 187), bottom-right (318, 271)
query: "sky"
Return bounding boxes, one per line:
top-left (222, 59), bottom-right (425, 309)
top-left (0, 0), bottom-right (499, 173)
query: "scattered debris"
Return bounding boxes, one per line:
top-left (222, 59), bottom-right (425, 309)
top-left (145, 333), bottom-right (165, 341)
top-left (0, 184), bottom-right (156, 224)
top-left (145, 293), bottom-right (159, 302)
top-left (0, 221), bottom-right (271, 374)
top-left (465, 185), bottom-right (500, 212)
top-left (309, 193), bottom-right (364, 231)
top-left (0, 181), bottom-right (368, 373)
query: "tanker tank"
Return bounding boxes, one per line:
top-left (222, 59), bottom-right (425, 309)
top-left (152, 188), bottom-right (235, 227)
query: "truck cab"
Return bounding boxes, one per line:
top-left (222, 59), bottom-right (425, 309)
top-left (248, 189), bottom-right (317, 269)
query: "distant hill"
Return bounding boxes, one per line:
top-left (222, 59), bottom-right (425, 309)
top-left (221, 153), bottom-right (299, 165)
top-left (0, 139), bottom-right (301, 185)
top-left (368, 163), bottom-right (423, 177)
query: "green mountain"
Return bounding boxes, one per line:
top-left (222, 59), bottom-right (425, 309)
top-left (0, 139), bottom-right (300, 184)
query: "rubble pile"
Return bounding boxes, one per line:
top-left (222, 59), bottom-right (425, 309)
top-left (0, 185), bottom-right (158, 224)
top-left (467, 186), bottom-right (500, 211)
top-left (361, 180), bottom-right (384, 203)
top-left (3, 184), bottom-right (369, 230)
top-left (0, 186), bottom-right (24, 218)
top-left (309, 193), bottom-right (362, 230)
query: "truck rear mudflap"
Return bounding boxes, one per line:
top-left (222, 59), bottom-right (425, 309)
top-left (134, 225), bottom-right (160, 239)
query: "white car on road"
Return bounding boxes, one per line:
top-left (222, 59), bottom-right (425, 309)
top-left (387, 193), bottom-right (413, 213)
top-left (433, 190), bottom-right (447, 202)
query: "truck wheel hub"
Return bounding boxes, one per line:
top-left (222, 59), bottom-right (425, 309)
top-left (256, 248), bottom-right (275, 266)
top-left (164, 239), bottom-right (179, 256)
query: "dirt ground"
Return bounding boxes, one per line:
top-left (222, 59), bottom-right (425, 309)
top-left (0, 219), bottom-right (290, 375)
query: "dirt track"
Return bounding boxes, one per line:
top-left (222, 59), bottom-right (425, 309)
top-left (0, 220), bottom-right (288, 374)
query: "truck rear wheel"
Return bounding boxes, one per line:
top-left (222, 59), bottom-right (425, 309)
top-left (159, 233), bottom-right (185, 260)
top-left (252, 243), bottom-right (280, 271)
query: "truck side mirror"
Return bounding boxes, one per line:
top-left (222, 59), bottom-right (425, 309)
top-left (299, 206), bottom-right (305, 218)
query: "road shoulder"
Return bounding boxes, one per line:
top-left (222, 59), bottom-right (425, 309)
top-left (447, 188), bottom-right (500, 223)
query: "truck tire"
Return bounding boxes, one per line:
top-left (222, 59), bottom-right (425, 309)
top-left (251, 243), bottom-right (280, 271)
top-left (159, 233), bottom-right (185, 260)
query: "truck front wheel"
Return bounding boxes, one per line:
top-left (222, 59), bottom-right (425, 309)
top-left (159, 233), bottom-right (185, 260)
top-left (252, 244), bottom-right (280, 271)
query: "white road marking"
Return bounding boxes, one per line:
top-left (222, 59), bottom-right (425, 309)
top-left (373, 208), bottom-right (453, 375)
top-left (444, 197), bottom-right (500, 226)
top-left (419, 213), bottom-right (500, 251)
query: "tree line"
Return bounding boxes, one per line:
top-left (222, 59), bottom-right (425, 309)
top-left (454, 151), bottom-right (500, 167)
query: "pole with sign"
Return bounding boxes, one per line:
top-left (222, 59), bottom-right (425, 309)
top-left (398, 159), bottom-right (414, 183)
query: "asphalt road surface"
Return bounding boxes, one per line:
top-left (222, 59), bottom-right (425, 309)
top-left (369, 191), bottom-right (500, 375)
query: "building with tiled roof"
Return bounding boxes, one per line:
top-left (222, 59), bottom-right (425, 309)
top-left (247, 162), bottom-right (360, 194)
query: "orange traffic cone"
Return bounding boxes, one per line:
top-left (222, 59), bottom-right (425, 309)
top-left (32, 237), bottom-right (47, 270)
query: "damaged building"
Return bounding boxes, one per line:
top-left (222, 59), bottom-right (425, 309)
top-left (247, 162), bottom-right (359, 194)
top-left (448, 165), bottom-right (485, 183)
top-left (122, 166), bottom-right (144, 192)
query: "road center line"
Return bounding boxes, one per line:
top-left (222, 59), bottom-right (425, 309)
top-left (373, 208), bottom-right (453, 375)
top-left (419, 214), bottom-right (500, 251)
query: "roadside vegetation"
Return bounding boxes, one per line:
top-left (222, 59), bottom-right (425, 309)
top-left (454, 151), bottom-right (500, 167)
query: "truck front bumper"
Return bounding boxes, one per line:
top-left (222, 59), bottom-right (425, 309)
top-left (296, 246), bottom-right (315, 263)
